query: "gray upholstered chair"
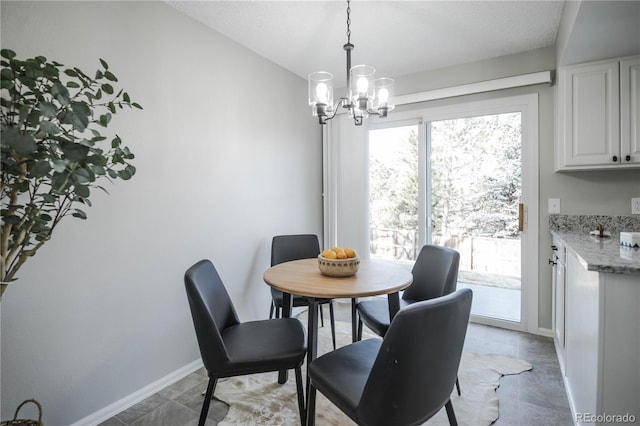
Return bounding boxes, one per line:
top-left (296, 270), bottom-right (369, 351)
top-left (356, 243), bottom-right (462, 394)
top-left (185, 259), bottom-right (307, 426)
top-left (307, 289), bottom-right (473, 426)
top-left (356, 244), bottom-right (460, 339)
top-left (269, 234), bottom-right (336, 350)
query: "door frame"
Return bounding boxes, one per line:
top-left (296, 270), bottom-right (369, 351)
top-left (369, 94), bottom-right (539, 333)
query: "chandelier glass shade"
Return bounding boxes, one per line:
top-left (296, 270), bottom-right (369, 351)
top-left (308, 0), bottom-right (394, 125)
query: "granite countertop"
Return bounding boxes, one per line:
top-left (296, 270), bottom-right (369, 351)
top-left (551, 231), bottom-right (640, 274)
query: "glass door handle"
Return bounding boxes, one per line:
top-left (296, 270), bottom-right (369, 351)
top-left (518, 203), bottom-right (524, 232)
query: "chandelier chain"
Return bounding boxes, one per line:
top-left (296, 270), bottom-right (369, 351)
top-left (346, 0), bottom-right (351, 44)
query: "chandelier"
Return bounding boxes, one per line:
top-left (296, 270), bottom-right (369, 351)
top-left (308, 0), bottom-right (394, 126)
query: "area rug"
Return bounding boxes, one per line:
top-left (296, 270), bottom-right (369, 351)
top-left (214, 320), bottom-right (532, 425)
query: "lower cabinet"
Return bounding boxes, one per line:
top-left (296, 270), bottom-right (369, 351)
top-left (552, 238), bottom-right (567, 374)
top-left (562, 249), bottom-right (640, 425)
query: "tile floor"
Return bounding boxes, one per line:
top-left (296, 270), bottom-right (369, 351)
top-left (99, 300), bottom-right (573, 426)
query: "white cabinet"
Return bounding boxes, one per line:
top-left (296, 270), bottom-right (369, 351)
top-left (562, 249), bottom-right (640, 425)
top-left (556, 55), bottom-right (640, 171)
top-left (551, 239), bottom-right (566, 374)
top-left (621, 58), bottom-right (640, 162)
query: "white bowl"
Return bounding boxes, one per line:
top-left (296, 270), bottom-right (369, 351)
top-left (317, 255), bottom-right (360, 277)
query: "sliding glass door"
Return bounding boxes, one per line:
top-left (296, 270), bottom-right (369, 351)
top-left (368, 95), bottom-right (538, 331)
top-left (429, 113), bottom-right (522, 323)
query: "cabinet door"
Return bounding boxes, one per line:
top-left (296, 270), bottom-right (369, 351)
top-left (565, 251), bottom-right (599, 417)
top-left (554, 260), bottom-right (565, 348)
top-left (560, 61), bottom-right (620, 168)
top-left (553, 259), bottom-right (566, 374)
top-left (620, 57), bottom-right (640, 164)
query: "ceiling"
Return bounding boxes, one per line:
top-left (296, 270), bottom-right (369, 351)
top-left (165, 1), bottom-right (640, 88)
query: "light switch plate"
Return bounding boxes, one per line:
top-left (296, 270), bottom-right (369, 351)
top-left (632, 198), bottom-right (640, 215)
top-left (548, 198), bottom-right (561, 214)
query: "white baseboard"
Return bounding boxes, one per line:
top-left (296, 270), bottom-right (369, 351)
top-left (71, 359), bottom-right (203, 426)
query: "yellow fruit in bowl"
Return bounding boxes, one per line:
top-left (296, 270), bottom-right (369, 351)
top-left (321, 249), bottom-right (337, 259)
top-left (335, 250), bottom-right (347, 259)
top-left (344, 248), bottom-right (357, 258)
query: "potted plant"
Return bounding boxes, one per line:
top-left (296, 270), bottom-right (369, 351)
top-left (0, 49), bottom-right (142, 297)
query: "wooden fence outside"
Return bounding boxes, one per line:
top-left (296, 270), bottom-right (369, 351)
top-left (370, 228), bottom-right (521, 276)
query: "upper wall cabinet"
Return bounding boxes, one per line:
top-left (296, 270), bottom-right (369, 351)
top-left (555, 55), bottom-right (640, 171)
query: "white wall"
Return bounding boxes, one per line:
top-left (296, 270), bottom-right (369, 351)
top-left (1, 1), bottom-right (322, 424)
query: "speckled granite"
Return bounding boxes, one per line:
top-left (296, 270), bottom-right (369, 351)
top-left (549, 214), bottom-right (640, 236)
top-left (549, 215), bottom-right (640, 274)
top-left (551, 231), bottom-right (640, 275)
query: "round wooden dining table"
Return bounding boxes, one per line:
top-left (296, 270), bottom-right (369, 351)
top-left (263, 257), bottom-right (413, 409)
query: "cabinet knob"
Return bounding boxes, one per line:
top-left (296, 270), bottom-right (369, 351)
top-left (625, 155), bottom-right (631, 162)
top-left (612, 155), bottom-right (618, 162)
top-left (551, 245), bottom-right (558, 251)
top-left (549, 259), bottom-right (557, 266)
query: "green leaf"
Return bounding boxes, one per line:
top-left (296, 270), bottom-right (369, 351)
top-left (95, 70), bottom-right (103, 80)
top-left (3, 215), bottom-right (20, 225)
top-left (87, 154), bottom-right (107, 166)
top-left (1, 49), bottom-right (16, 59)
top-left (1, 68), bottom-right (14, 80)
top-left (39, 213), bottom-right (53, 222)
top-left (99, 58), bottom-right (108, 69)
top-left (123, 92), bottom-right (130, 103)
top-left (69, 102), bottom-right (91, 131)
top-left (64, 69), bottom-right (78, 77)
top-left (39, 101), bottom-right (58, 118)
top-left (52, 159), bottom-right (67, 173)
top-left (26, 109), bottom-right (43, 128)
top-left (40, 121), bottom-right (62, 135)
top-left (104, 70), bottom-right (118, 82)
top-left (31, 161), bottom-right (52, 178)
top-left (99, 113), bottom-right (112, 127)
top-left (66, 81), bottom-right (80, 88)
top-left (71, 101), bottom-right (91, 117)
top-left (101, 83), bottom-right (114, 95)
top-left (51, 81), bottom-right (70, 105)
top-left (1, 77), bottom-right (13, 90)
top-left (111, 135), bottom-right (122, 148)
top-left (74, 184), bottom-right (90, 198)
top-left (51, 171), bottom-right (70, 192)
top-left (1, 128), bottom-right (38, 155)
top-left (42, 193), bottom-right (57, 203)
top-left (72, 168), bottom-right (91, 184)
top-left (60, 141), bottom-right (90, 162)
top-left (132, 102), bottom-right (143, 110)
top-left (72, 209), bottom-right (87, 220)
top-left (89, 164), bottom-right (106, 176)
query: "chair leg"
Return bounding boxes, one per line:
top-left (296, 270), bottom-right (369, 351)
top-left (199, 377), bottom-right (218, 426)
top-left (329, 302), bottom-right (336, 350)
top-left (294, 365), bottom-right (306, 426)
top-left (444, 399), bottom-right (458, 426)
top-left (275, 305), bottom-right (281, 319)
top-left (357, 318), bottom-right (363, 341)
top-left (351, 298), bottom-right (358, 343)
top-left (319, 304), bottom-right (325, 327)
top-left (269, 302), bottom-right (275, 319)
top-left (307, 383), bottom-right (317, 426)
top-left (455, 377), bottom-right (461, 396)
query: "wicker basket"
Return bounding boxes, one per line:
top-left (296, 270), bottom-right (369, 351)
top-left (317, 255), bottom-right (360, 277)
top-left (1, 400), bottom-right (43, 426)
